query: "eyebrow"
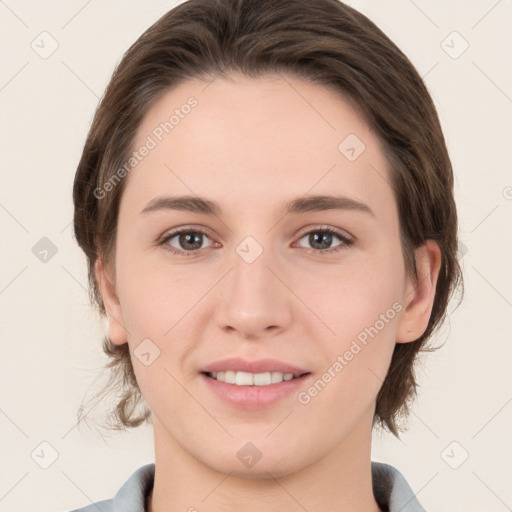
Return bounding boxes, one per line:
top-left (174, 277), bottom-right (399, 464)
top-left (140, 194), bottom-right (375, 217)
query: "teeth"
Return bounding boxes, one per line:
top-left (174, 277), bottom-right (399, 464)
top-left (208, 371), bottom-right (297, 386)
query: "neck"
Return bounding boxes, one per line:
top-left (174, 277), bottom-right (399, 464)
top-left (147, 406), bottom-right (382, 512)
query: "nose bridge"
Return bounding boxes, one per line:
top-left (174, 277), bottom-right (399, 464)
top-left (215, 235), bottom-right (292, 336)
top-left (232, 243), bottom-right (274, 300)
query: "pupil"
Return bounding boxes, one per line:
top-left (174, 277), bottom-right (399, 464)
top-left (311, 232), bottom-right (332, 250)
top-left (181, 233), bottom-right (202, 250)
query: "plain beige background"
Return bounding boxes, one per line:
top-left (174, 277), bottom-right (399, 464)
top-left (1, 1), bottom-right (511, 511)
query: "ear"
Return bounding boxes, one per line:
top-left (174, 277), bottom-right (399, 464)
top-left (94, 256), bottom-right (128, 346)
top-left (396, 240), bottom-right (442, 344)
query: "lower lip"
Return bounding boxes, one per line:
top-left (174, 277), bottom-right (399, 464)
top-left (200, 372), bottom-right (312, 409)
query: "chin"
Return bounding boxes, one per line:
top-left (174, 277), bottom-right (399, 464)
top-left (196, 440), bottom-right (307, 479)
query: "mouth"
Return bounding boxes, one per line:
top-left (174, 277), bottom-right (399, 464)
top-left (202, 370), bottom-right (311, 386)
top-left (199, 357), bottom-right (312, 408)
top-left (200, 369), bottom-right (313, 409)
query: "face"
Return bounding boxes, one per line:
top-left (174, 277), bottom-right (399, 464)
top-left (98, 73), bottom-right (438, 477)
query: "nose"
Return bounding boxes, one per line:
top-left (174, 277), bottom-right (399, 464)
top-left (214, 245), bottom-right (294, 340)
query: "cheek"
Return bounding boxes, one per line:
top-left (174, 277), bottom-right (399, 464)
top-left (296, 266), bottom-right (402, 427)
top-left (302, 249), bottom-right (404, 329)
top-left (116, 268), bottom-right (197, 413)
top-left (115, 261), bottom-right (210, 404)
top-left (300, 250), bottom-right (404, 383)
top-left (116, 252), bottom-right (202, 335)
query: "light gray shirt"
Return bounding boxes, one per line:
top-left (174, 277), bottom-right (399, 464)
top-left (69, 461), bottom-right (426, 512)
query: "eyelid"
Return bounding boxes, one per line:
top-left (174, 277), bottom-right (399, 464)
top-left (295, 224), bottom-right (354, 242)
top-left (159, 224), bottom-right (215, 241)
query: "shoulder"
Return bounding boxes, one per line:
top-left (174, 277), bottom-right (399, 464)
top-left (371, 461), bottom-right (427, 512)
top-left (68, 497), bottom-right (114, 512)
top-left (67, 463), bottom-right (155, 512)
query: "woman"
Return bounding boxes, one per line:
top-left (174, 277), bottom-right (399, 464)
top-left (70, 0), bottom-right (462, 510)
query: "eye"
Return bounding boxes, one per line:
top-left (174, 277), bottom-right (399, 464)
top-left (295, 226), bottom-right (353, 254)
top-left (159, 228), bottom-right (216, 256)
top-left (159, 225), bottom-right (353, 256)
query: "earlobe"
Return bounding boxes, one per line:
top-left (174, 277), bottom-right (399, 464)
top-left (396, 240), bottom-right (442, 344)
top-left (94, 257), bottom-right (128, 346)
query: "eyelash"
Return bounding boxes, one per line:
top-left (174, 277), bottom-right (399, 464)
top-left (158, 226), bottom-right (354, 256)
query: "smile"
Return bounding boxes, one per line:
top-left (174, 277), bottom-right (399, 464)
top-left (205, 370), bottom-right (307, 386)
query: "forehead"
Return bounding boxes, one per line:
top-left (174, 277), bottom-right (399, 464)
top-left (125, 73), bottom-right (393, 217)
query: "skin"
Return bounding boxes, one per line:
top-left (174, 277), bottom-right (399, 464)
top-left (95, 73), bottom-right (441, 512)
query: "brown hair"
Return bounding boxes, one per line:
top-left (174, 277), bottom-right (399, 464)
top-left (73, 0), bottom-right (463, 437)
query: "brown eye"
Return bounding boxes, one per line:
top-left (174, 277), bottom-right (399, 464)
top-left (296, 227), bottom-right (353, 253)
top-left (160, 229), bottom-right (214, 255)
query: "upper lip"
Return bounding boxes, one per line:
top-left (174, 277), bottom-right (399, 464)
top-left (201, 357), bottom-right (310, 375)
